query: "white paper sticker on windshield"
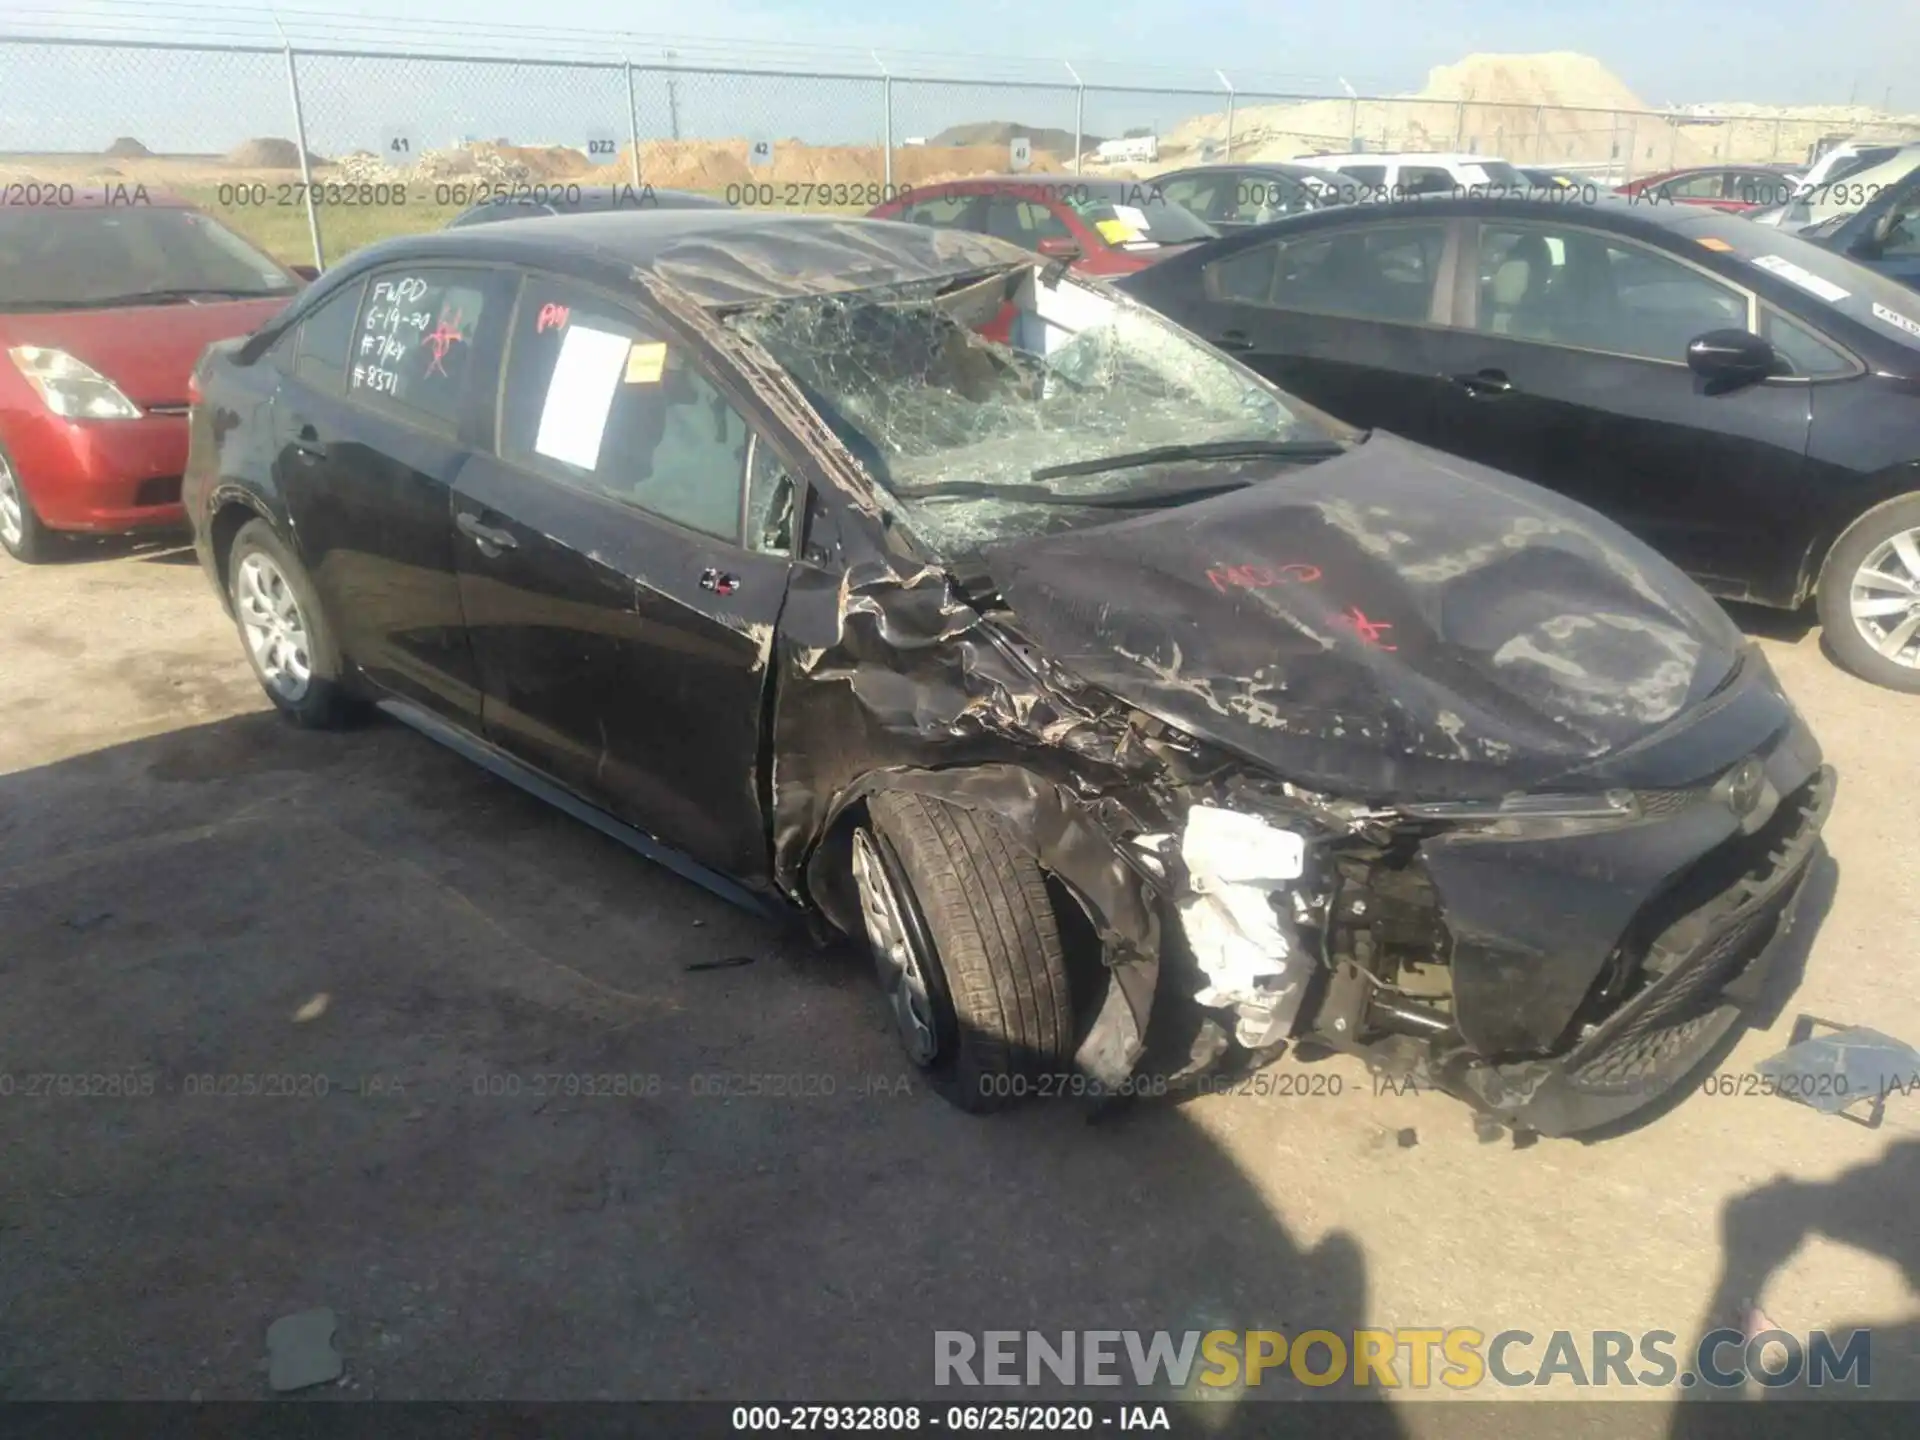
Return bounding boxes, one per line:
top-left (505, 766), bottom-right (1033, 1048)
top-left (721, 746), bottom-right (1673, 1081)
top-left (1751, 254), bottom-right (1851, 303)
top-left (1873, 301), bottom-right (1920, 340)
top-left (534, 326), bottom-right (632, 471)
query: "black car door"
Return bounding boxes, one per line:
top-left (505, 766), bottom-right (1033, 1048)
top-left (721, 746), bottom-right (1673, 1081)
top-left (1423, 217), bottom-right (1814, 600)
top-left (1128, 216), bottom-right (1462, 446)
top-left (271, 263), bottom-right (511, 725)
top-left (450, 272), bottom-right (798, 884)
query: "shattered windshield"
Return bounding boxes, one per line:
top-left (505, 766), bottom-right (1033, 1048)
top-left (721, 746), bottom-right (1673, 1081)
top-left (727, 265), bottom-right (1349, 559)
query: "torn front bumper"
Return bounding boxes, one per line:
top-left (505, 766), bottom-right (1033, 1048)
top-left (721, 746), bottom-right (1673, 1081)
top-left (1437, 764), bottom-right (1835, 1136)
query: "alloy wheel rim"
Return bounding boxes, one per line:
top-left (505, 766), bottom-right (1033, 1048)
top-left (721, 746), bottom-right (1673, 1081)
top-left (0, 457), bottom-right (23, 549)
top-left (235, 552), bottom-right (313, 702)
top-left (1849, 526), bottom-right (1920, 671)
top-left (850, 828), bottom-right (941, 1067)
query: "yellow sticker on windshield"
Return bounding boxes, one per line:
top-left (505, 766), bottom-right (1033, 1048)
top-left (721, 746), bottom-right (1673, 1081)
top-left (624, 341), bottom-right (667, 384)
top-left (1095, 218), bottom-right (1141, 245)
top-left (1696, 237), bottom-right (1735, 252)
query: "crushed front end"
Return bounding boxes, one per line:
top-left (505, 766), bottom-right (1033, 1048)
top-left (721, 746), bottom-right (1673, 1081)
top-left (1149, 683), bottom-right (1833, 1137)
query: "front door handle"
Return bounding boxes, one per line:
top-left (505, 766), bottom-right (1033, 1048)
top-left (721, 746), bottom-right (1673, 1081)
top-left (456, 511), bottom-right (519, 556)
top-left (700, 567), bottom-right (741, 596)
top-left (1214, 329), bottom-right (1255, 352)
top-left (1452, 369), bottom-right (1513, 396)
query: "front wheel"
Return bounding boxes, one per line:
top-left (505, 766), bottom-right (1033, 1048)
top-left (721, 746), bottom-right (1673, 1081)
top-left (852, 791), bottom-right (1075, 1113)
top-left (227, 518), bottom-right (357, 726)
top-left (1817, 494), bottom-right (1920, 693)
top-left (0, 447), bottom-right (58, 564)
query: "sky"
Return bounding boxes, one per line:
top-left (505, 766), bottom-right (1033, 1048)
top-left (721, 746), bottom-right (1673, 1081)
top-left (1, 0), bottom-right (1915, 154)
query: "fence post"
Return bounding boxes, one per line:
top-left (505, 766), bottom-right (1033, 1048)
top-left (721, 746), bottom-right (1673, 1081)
top-left (623, 60), bottom-right (643, 187)
top-left (1608, 110), bottom-right (1620, 186)
top-left (872, 53), bottom-right (891, 191)
top-left (1217, 71), bottom-right (1235, 162)
top-left (1770, 115), bottom-right (1783, 165)
top-left (281, 44), bottom-right (324, 270)
top-left (1064, 61), bottom-right (1083, 174)
top-left (1454, 99), bottom-right (1465, 150)
top-left (1532, 104), bottom-right (1545, 163)
top-left (1347, 96), bottom-right (1358, 149)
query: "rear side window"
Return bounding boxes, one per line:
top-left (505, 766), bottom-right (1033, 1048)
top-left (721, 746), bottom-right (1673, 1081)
top-left (499, 277), bottom-right (752, 543)
top-left (289, 279), bottom-right (364, 392)
top-left (1338, 164), bottom-right (1386, 187)
top-left (1206, 222), bottom-right (1446, 324)
top-left (348, 267), bottom-right (495, 429)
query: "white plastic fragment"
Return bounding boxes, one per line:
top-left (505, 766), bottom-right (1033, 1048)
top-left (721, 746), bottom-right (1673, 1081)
top-left (1177, 806), bottom-right (1309, 1046)
top-left (1179, 804), bottom-right (1306, 889)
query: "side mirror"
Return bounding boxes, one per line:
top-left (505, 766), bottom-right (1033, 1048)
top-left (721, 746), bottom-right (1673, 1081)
top-left (289, 263), bottom-right (320, 282)
top-left (1035, 236), bottom-right (1081, 260)
top-left (1687, 329), bottom-right (1777, 387)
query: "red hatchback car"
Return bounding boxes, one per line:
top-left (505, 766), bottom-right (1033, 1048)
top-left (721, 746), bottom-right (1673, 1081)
top-left (1614, 165), bottom-right (1801, 213)
top-left (867, 174), bottom-right (1216, 277)
top-left (0, 190), bottom-right (305, 563)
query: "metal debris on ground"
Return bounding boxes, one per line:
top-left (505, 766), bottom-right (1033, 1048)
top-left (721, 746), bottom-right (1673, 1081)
top-left (1755, 1015), bottom-right (1920, 1128)
top-left (266, 1307), bottom-right (343, 1392)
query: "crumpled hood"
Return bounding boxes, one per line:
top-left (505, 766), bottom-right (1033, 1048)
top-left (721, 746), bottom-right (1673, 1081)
top-left (983, 432), bottom-right (1753, 801)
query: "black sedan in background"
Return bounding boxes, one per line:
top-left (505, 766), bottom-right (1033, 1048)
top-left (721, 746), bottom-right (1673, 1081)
top-left (447, 184), bottom-right (728, 227)
top-left (183, 211), bottom-right (1830, 1137)
top-left (1120, 195), bottom-right (1920, 691)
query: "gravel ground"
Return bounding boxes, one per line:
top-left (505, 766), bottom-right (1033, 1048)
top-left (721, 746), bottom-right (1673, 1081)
top-left (1, 537), bottom-right (1915, 1424)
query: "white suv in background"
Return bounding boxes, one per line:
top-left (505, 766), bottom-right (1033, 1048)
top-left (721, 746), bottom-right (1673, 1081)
top-left (1294, 151), bottom-right (1531, 201)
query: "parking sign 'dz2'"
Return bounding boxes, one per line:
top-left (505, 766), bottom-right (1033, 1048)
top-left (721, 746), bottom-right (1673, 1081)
top-left (184, 212), bottom-right (1832, 1141)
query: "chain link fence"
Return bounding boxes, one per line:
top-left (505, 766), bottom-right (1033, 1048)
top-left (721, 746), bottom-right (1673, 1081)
top-left (4, 32), bottom-right (1920, 267)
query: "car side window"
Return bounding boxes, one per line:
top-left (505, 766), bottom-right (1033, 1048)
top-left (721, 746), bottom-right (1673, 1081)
top-left (1399, 165), bottom-right (1455, 197)
top-left (895, 193), bottom-right (981, 231)
top-left (347, 267), bottom-right (493, 428)
top-left (1338, 164), bottom-right (1387, 188)
top-left (1204, 222), bottom-right (1446, 323)
top-left (280, 278), bottom-right (364, 392)
top-left (1762, 310), bottom-right (1854, 378)
top-left (1875, 185), bottom-right (1920, 258)
top-left (1657, 171), bottom-right (1729, 200)
top-left (500, 277), bottom-right (752, 543)
top-left (1225, 173), bottom-right (1310, 224)
top-left (985, 197), bottom-right (1074, 246)
top-left (1158, 175), bottom-right (1220, 221)
top-left (743, 435), bottom-right (797, 556)
top-left (1472, 223), bottom-right (1747, 361)
top-left (1731, 171), bottom-right (1791, 207)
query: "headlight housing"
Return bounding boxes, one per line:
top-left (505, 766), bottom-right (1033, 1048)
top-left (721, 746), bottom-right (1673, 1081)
top-left (8, 346), bottom-right (143, 420)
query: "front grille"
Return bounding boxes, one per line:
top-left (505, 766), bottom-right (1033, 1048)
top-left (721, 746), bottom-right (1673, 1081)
top-left (1561, 770), bottom-right (1832, 1095)
top-left (1633, 787), bottom-right (1698, 819)
top-left (134, 475), bottom-right (182, 507)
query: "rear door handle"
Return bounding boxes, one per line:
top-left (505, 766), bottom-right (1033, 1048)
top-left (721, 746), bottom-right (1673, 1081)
top-left (456, 511), bottom-right (519, 556)
top-left (700, 567), bottom-right (741, 596)
top-left (1214, 329), bottom-right (1255, 352)
top-left (1452, 369), bottom-right (1513, 396)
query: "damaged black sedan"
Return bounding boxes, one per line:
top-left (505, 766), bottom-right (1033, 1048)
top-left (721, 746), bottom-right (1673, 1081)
top-left (184, 211), bottom-right (1835, 1137)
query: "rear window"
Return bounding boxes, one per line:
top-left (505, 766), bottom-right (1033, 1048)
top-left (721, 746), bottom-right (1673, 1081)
top-left (0, 205), bottom-right (296, 311)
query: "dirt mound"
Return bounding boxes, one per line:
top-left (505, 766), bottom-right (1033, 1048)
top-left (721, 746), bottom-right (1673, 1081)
top-left (1152, 52), bottom-right (1734, 172)
top-left (602, 140), bottom-right (1064, 193)
top-left (225, 137), bottom-right (314, 169)
top-left (104, 136), bottom-right (150, 158)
